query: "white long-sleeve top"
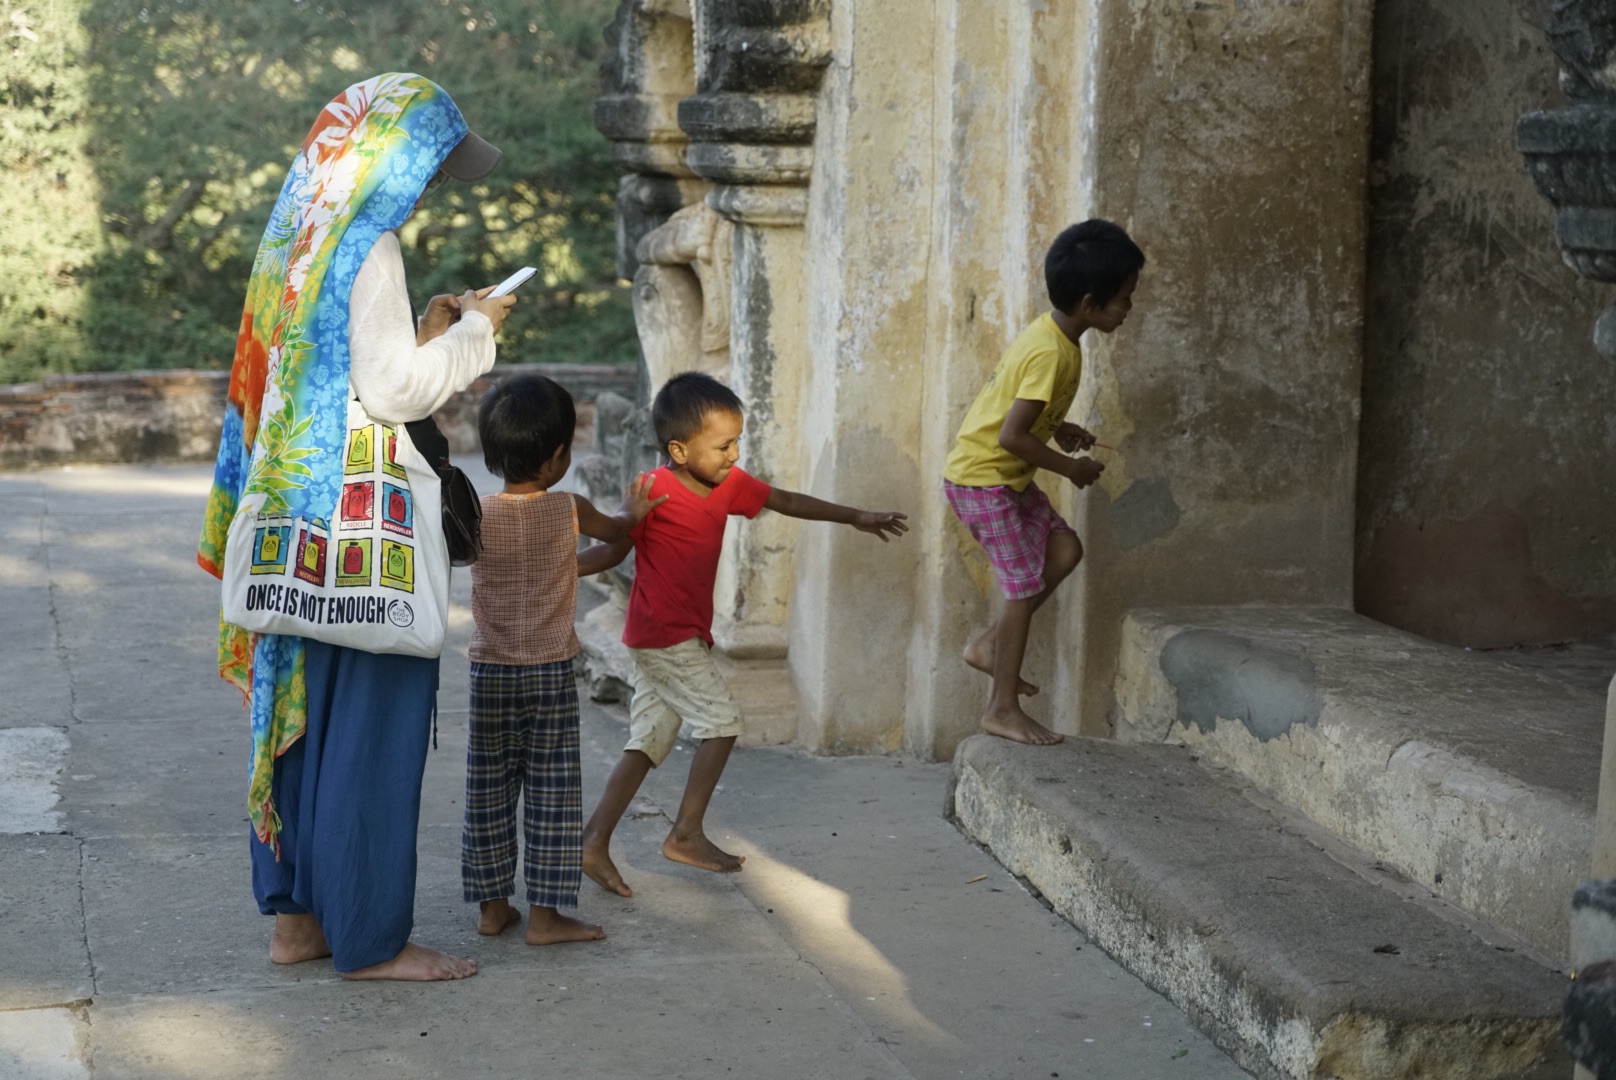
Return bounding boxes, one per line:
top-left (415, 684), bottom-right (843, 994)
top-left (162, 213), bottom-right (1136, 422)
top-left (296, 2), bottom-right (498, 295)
top-left (347, 231), bottom-right (495, 422)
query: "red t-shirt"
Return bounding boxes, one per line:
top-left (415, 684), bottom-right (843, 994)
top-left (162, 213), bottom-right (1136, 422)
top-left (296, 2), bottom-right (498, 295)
top-left (623, 465), bottom-right (772, 650)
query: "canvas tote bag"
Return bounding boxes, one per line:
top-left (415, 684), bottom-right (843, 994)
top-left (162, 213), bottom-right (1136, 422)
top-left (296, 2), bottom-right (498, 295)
top-left (220, 396), bottom-right (450, 657)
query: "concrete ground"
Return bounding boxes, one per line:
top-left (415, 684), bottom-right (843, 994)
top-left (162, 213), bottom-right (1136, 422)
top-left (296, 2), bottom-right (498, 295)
top-left (0, 463), bottom-right (1251, 1080)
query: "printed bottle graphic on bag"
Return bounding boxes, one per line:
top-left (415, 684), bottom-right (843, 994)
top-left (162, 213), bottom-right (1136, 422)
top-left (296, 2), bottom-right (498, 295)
top-left (341, 481), bottom-right (373, 524)
top-left (381, 425), bottom-right (406, 480)
top-left (380, 483), bottom-right (413, 536)
top-left (334, 538), bottom-right (371, 588)
top-left (379, 539), bottom-right (414, 592)
top-left (293, 525), bottom-right (328, 586)
top-left (349, 428), bottom-right (371, 468)
top-left (250, 522), bottom-right (291, 576)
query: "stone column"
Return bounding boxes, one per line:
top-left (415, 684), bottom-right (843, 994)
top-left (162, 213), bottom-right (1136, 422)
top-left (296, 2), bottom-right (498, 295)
top-left (680, 0), bottom-right (830, 661)
top-left (785, 0), bottom-right (934, 753)
top-left (1517, 10), bottom-right (1616, 1075)
top-left (594, 0), bottom-right (708, 281)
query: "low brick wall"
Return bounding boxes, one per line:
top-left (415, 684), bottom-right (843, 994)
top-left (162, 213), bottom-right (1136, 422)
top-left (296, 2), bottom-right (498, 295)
top-left (0, 364), bottom-right (638, 469)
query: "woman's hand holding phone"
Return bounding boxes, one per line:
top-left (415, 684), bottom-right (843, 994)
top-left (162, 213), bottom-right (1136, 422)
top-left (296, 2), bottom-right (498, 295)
top-left (459, 286), bottom-right (516, 334)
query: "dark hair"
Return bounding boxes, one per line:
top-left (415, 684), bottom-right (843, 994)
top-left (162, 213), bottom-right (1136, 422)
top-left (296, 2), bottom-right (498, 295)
top-left (652, 371), bottom-right (743, 451)
top-left (478, 374), bottom-right (576, 482)
top-left (1045, 220), bottom-right (1145, 312)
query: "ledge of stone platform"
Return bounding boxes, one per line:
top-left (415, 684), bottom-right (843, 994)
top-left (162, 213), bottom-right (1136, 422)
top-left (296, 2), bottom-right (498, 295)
top-left (951, 735), bottom-right (1571, 1080)
top-left (1115, 605), bottom-right (1603, 961)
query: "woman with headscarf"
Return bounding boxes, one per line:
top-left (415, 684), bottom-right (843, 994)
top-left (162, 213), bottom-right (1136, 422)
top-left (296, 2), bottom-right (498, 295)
top-left (198, 74), bottom-right (515, 981)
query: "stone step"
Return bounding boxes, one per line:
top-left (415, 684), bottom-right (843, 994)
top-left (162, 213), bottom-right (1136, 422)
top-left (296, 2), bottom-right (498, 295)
top-left (950, 735), bottom-right (1571, 1080)
top-left (1114, 606), bottom-right (1606, 961)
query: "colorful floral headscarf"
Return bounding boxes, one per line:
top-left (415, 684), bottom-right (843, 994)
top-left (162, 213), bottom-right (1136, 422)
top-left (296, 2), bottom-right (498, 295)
top-left (198, 74), bottom-right (470, 851)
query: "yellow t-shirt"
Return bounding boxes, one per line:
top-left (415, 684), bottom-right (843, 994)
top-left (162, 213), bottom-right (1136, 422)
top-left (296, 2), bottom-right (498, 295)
top-left (943, 313), bottom-right (1082, 490)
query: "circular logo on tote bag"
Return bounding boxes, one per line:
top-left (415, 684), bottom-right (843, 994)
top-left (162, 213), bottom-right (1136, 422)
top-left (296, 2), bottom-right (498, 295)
top-left (387, 599), bottom-right (415, 628)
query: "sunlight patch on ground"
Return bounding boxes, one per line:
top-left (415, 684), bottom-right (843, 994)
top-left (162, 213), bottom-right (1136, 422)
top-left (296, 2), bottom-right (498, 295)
top-left (0, 553), bottom-right (45, 586)
top-left (0, 1008), bottom-right (90, 1080)
top-left (0, 728), bottom-right (69, 834)
top-left (39, 466), bottom-right (213, 499)
top-left (732, 840), bottom-right (964, 1055)
top-left (95, 1000), bottom-right (288, 1079)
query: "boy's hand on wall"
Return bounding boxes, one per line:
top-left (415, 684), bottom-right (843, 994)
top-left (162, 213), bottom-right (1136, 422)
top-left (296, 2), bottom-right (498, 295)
top-left (1054, 422), bottom-right (1096, 452)
top-left (624, 472), bottom-right (669, 523)
top-left (850, 510), bottom-right (909, 542)
top-left (1066, 456), bottom-right (1105, 489)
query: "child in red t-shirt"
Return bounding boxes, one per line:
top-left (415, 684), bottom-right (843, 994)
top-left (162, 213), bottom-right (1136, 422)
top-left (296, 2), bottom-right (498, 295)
top-left (579, 372), bottom-right (907, 895)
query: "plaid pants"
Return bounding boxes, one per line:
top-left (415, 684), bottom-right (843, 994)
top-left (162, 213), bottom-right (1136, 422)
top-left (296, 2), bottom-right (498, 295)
top-left (462, 660), bottom-right (582, 908)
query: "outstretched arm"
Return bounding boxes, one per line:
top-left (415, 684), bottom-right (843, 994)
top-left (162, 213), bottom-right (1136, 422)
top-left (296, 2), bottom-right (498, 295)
top-left (578, 537), bottom-right (633, 578)
top-left (574, 474), bottom-right (667, 543)
top-left (998, 398), bottom-right (1103, 488)
top-left (763, 488), bottom-right (909, 542)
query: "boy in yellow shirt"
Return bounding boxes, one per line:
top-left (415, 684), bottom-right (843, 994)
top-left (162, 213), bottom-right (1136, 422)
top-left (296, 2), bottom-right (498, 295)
top-left (943, 220), bottom-right (1145, 745)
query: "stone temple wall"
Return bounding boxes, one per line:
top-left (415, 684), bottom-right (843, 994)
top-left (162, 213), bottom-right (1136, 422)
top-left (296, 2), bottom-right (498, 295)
top-left (595, 0), bottom-right (1376, 757)
top-left (1356, 0), bottom-right (1616, 649)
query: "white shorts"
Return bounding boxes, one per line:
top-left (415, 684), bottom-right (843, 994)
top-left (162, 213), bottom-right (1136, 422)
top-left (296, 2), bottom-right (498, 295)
top-left (625, 638), bottom-right (745, 766)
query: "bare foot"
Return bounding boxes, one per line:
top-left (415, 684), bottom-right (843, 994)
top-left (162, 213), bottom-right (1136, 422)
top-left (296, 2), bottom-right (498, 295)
top-left (343, 941), bottom-right (477, 982)
top-left (269, 913), bottom-right (331, 965)
top-left (582, 841), bottom-right (634, 898)
top-left (663, 829), bottom-right (745, 874)
top-left (526, 906), bottom-right (607, 946)
top-left (982, 704), bottom-right (1065, 746)
top-left (962, 634), bottom-right (1039, 696)
top-left (477, 898), bottom-right (521, 936)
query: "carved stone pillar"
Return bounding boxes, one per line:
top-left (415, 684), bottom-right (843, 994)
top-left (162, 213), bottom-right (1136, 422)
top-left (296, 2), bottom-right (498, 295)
top-left (594, 0), bottom-right (709, 280)
top-left (1518, 8), bottom-right (1616, 1076)
top-left (682, 0), bottom-right (831, 659)
top-left (1517, 1), bottom-right (1616, 359)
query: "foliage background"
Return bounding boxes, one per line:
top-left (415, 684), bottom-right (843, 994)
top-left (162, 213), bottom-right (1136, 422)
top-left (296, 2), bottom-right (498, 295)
top-left (0, 0), bottom-right (632, 385)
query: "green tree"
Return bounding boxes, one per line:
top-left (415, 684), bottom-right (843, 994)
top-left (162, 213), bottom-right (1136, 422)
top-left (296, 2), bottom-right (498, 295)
top-left (1, 0), bottom-right (633, 383)
top-left (1, 4), bottom-right (100, 382)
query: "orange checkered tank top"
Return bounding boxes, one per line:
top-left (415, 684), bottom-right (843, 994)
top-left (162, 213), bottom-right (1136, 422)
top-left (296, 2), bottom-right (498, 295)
top-left (469, 491), bottom-right (580, 665)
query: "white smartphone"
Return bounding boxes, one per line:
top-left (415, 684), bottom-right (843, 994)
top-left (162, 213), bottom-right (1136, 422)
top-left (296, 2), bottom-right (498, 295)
top-left (487, 266), bottom-right (537, 298)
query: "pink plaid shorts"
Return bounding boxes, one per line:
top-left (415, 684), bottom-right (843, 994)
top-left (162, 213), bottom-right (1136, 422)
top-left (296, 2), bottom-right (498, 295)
top-left (944, 480), bottom-right (1076, 600)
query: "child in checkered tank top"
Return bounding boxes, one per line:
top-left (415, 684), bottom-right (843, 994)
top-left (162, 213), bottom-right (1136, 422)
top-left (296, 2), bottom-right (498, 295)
top-left (462, 374), bottom-right (663, 945)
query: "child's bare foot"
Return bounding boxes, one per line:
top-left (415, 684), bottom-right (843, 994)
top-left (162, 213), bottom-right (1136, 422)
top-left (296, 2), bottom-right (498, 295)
top-left (269, 913), bottom-right (331, 965)
top-left (343, 941), bottom-right (477, 981)
top-left (982, 704), bottom-right (1065, 746)
top-left (582, 841), bottom-right (634, 897)
top-left (477, 898), bottom-right (521, 936)
top-left (526, 906), bottom-right (607, 946)
top-left (663, 829), bottom-right (745, 873)
top-left (962, 634), bottom-right (1039, 696)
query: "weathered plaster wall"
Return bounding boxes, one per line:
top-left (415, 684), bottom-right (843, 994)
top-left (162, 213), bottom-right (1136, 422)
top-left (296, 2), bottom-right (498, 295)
top-left (1060, 0), bottom-right (1373, 739)
top-left (786, 0), bottom-right (931, 752)
top-left (905, 0), bottom-right (1099, 757)
top-left (785, 0), bottom-right (1371, 756)
top-left (1356, 0), bottom-right (1616, 649)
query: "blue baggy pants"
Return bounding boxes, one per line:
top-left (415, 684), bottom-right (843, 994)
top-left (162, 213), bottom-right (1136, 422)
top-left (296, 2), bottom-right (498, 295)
top-left (250, 639), bottom-right (439, 972)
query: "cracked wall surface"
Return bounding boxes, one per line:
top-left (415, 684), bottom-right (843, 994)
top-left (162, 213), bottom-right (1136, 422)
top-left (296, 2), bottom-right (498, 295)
top-left (1356, 0), bottom-right (1616, 648)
